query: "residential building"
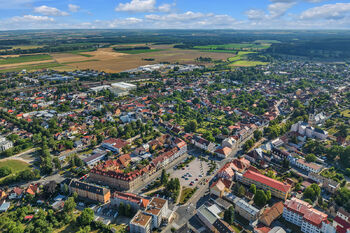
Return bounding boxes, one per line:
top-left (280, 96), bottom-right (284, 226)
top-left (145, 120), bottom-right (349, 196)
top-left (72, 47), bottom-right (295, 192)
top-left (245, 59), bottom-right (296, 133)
top-left (309, 172), bottom-right (340, 194)
top-left (144, 197), bottom-right (168, 229)
top-left (288, 157), bottom-right (323, 174)
top-left (222, 137), bottom-right (237, 149)
top-left (235, 199), bottom-right (260, 222)
top-left (111, 191), bottom-right (149, 212)
top-left (283, 198), bottom-right (335, 233)
top-left (210, 178), bottom-right (232, 198)
top-left (213, 219), bottom-right (235, 233)
top-left (130, 210), bottom-right (152, 233)
top-left (83, 149), bottom-right (107, 166)
top-left (215, 146), bottom-right (233, 159)
top-left (333, 208), bottom-right (350, 233)
top-left (101, 138), bottom-right (129, 153)
top-left (259, 202), bottom-right (284, 226)
top-left (291, 121), bottom-right (328, 140)
top-left (0, 136), bottom-right (13, 152)
top-left (191, 135), bottom-right (216, 152)
top-left (68, 179), bottom-right (111, 203)
top-left (241, 170), bottom-right (291, 200)
top-left (197, 204), bottom-right (220, 232)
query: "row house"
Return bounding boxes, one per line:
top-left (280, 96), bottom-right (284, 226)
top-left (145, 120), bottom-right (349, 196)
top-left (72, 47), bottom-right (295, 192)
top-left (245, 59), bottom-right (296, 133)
top-left (191, 135), bottom-right (216, 152)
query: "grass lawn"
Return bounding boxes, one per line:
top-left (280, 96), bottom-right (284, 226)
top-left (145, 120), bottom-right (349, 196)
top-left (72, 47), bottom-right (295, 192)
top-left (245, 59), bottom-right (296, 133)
top-left (0, 160), bottom-right (30, 182)
top-left (110, 224), bottom-right (127, 233)
top-left (179, 187), bottom-right (197, 205)
top-left (0, 159), bottom-right (30, 172)
top-left (0, 54), bottom-right (52, 65)
top-left (115, 49), bottom-right (164, 54)
top-left (0, 62), bottom-right (64, 73)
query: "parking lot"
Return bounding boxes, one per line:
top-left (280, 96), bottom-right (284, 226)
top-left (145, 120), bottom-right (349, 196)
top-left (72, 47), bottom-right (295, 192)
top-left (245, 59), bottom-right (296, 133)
top-left (170, 158), bottom-right (209, 187)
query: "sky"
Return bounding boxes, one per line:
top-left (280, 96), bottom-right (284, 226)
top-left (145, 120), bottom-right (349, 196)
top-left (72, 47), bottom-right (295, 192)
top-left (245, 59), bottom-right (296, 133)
top-left (0, 0), bottom-right (350, 30)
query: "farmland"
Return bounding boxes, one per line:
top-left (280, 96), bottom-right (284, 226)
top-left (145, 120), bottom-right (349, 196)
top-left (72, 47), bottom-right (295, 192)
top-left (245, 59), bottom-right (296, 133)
top-left (228, 51), bottom-right (268, 67)
top-left (0, 43), bottom-right (258, 73)
top-left (0, 54), bottom-right (52, 65)
top-left (193, 42), bottom-right (271, 52)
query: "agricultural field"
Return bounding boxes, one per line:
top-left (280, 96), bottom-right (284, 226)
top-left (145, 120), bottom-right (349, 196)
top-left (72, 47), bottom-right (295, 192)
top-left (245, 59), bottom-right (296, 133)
top-left (0, 62), bottom-right (64, 73)
top-left (0, 44), bottom-right (236, 73)
top-left (228, 51), bottom-right (268, 67)
top-left (114, 49), bottom-right (164, 54)
top-left (49, 45), bottom-right (234, 73)
top-left (0, 54), bottom-right (52, 65)
top-left (0, 45), bottom-right (44, 51)
top-left (193, 42), bottom-right (271, 52)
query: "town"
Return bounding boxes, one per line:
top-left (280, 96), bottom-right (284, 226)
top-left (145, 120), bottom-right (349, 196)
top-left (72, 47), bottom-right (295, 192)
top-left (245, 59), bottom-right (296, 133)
top-left (0, 53), bottom-right (349, 233)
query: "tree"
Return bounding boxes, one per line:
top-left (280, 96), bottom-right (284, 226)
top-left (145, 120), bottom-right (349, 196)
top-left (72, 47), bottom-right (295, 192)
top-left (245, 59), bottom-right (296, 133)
top-left (125, 204), bottom-right (132, 217)
top-left (53, 157), bottom-right (61, 170)
top-left (249, 184), bottom-right (257, 195)
top-left (161, 169), bottom-right (168, 185)
top-left (63, 197), bottom-right (76, 213)
top-left (0, 166), bottom-right (11, 178)
top-left (295, 183), bottom-right (302, 191)
top-left (266, 190), bottom-right (271, 201)
top-left (303, 183), bottom-right (321, 201)
top-left (238, 185), bottom-right (246, 197)
top-left (305, 154), bottom-right (317, 163)
top-left (254, 190), bottom-right (267, 207)
top-left (185, 120), bottom-right (197, 133)
top-left (78, 208), bottom-right (94, 226)
top-left (224, 206), bottom-right (235, 225)
top-left (254, 130), bottom-right (263, 141)
top-left (119, 202), bottom-right (125, 216)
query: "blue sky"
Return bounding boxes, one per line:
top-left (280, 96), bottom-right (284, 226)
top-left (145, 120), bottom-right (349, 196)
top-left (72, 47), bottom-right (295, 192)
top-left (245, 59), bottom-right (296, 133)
top-left (0, 0), bottom-right (350, 30)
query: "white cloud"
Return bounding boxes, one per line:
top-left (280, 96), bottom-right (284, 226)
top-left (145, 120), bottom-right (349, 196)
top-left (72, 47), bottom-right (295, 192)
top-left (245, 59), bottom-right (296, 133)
top-left (300, 3), bottom-right (350, 20)
top-left (34, 5), bottom-right (69, 16)
top-left (115, 0), bottom-right (173, 13)
top-left (11, 14), bottom-right (54, 22)
top-left (145, 11), bottom-right (238, 29)
top-left (268, 2), bottom-right (295, 18)
top-left (68, 4), bottom-right (80, 13)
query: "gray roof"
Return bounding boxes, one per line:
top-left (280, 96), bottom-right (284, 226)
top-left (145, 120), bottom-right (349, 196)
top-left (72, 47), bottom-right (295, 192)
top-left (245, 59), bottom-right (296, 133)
top-left (236, 199), bottom-right (259, 216)
top-left (197, 205), bottom-right (218, 224)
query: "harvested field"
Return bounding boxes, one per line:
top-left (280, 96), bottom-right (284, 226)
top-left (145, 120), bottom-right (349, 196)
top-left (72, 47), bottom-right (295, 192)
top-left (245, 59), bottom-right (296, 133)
top-left (57, 45), bottom-right (233, 73)
top-left (0, 45), bottom-right (234, 73)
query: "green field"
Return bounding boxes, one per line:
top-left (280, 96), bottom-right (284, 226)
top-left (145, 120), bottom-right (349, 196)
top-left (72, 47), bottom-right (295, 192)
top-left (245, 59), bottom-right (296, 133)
top-left (68, 49), bottom-right (96, 57)
top-left (0, 62), bottom-right (64, 73)
top-left (62, 59), bottom-right (99, 65)
top-left (230, 60), bottom-right (268, 67)
top-left (0, 160), bottom-right (30, 171)
top-left (194, 43), bottom-right (271, 51)
top-left (227, 51), bottom-right (268, 67)
top-left (0, 54), bottom-right (52, 65)
top-left (115, 49), bottom-right (163, 54)
top-left (0, 160), bottom-right (30, 181)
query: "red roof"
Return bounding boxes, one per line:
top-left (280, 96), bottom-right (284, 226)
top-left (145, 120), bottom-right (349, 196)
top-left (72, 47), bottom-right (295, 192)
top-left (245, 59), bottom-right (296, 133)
top-left (284, 198), bottom-right (328, 227)
top-left (334, 216), bottom-right (350, 233)
top-left (243, 170), bottom-right (291, 193)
